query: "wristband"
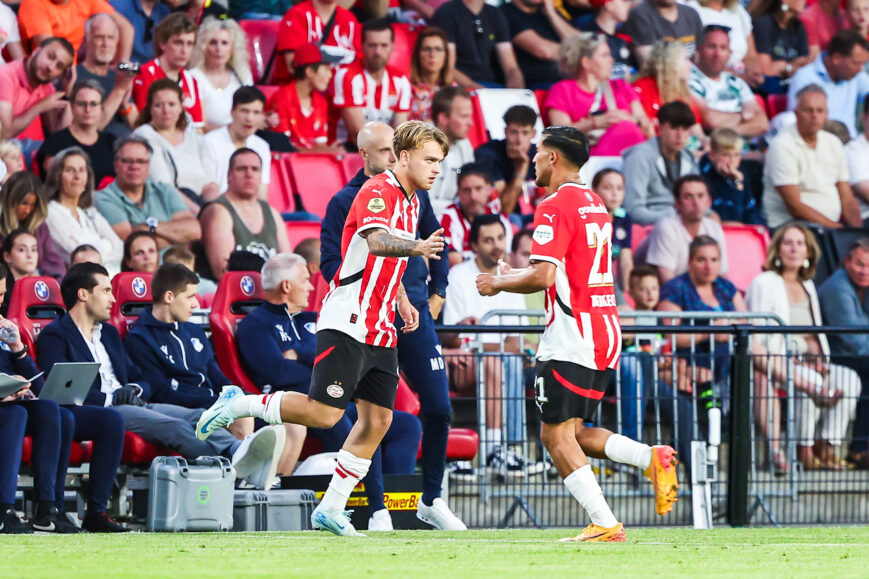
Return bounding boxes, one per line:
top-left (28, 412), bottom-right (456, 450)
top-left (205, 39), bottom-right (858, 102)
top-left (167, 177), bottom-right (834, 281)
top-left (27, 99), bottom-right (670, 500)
top-left (10, 344), bottom-right (28, 359)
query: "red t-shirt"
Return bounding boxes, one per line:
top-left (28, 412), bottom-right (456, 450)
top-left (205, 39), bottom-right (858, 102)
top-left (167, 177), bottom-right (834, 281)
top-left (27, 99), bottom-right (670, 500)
top-left (275, 1), bottom-right (361, 83)
top-left (631, 76), bottom-right (701, 132)
top-left (317, 170), bottom-right (419, 347)
top-left (267, 83), bottom-right (330, 149)
top-left (530, 184), bottom-right (621, 371)
top-left (132, 59), bottom-right (204, 129)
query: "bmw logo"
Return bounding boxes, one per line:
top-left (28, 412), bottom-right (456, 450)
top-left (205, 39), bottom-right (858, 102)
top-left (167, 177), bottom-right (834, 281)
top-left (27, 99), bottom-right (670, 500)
top-left (240, 275), bottom-right (255, 296)
top-left (132, 276), bottom-right (147, 298)
top-left (34, 280), bottom-right (49, 302)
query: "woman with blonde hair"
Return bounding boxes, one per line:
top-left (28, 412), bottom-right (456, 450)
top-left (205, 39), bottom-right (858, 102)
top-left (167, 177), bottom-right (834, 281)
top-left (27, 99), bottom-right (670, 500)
top-left (546, 33), bottom-right (654, 156)
top-left (746, 222), bottom-right (861, 472)
top-left (188, 17), bottom-right (253, 132)
top-left (632, 42), bottom-right (702, 129)
top-left (0, 171), bottom-right (65, 279)
top-left (43, 148), bottom-right (124, 276)
top-left (409, 27), bottom-right (454, 123)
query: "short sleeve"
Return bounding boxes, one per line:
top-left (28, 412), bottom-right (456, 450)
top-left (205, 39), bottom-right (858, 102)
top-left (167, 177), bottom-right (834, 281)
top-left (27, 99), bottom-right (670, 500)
top-left (277, 8), bottom-right (305, 53)
top-left (351, 185), bottom-right (396, 235)
top-left (529, 201), bottom-right (570, 265)
top-left (94, 189), bottom-right (127, 226)
top-left (659, 277), bottom-right (687, 308)
top-left (501, 4), bottom-right (532, 37)
top-left (833, 139), bottom-right (849, 184)
top-left (158, 182), bottom-right (188, 216)
top-left (429, 6), bottom-right (456, 43)
top-left (622, 6), bottom-right (655, 47)
top-left (734, 76), bottom-right (755, 105)
top-left (544, 80), bottom-right (575, 118)
top-left (766, 138), bottom-right (801, 187)
top-left (737, 5), bottom-right (752, 34)
top-left (752, 16), bottom-right (774, 56)
top-left (0, 5), bottom-right (20, 45)
top-left (17, 2), bottom-right (52, 44)
top-left (333, 68), bottom-right (364, 108)
top-left (644, 225), bottom-right (679, 270)
top-left (491, 7), bottom-right (510, 43)
top-left (846, 141), bottom-right (869, 184)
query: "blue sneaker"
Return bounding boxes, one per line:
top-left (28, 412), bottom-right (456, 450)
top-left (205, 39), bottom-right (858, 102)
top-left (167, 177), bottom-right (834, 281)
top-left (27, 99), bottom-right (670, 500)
top-left (196, 385), bottom-right (243, 441)
top-left (311, 507), bottom-right (366, 537)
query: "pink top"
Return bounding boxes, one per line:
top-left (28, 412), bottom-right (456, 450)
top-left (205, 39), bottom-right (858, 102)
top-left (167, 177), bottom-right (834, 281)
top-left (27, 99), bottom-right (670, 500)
top-left (0, 58), bottom-right (55, 117)
top-left (545, 78), bottom-right (639, 123)
top-left (798, 3), bottom-right (846, 50)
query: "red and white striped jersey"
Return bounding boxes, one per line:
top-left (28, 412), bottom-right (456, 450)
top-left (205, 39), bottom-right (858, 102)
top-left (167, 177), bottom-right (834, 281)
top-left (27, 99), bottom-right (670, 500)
top-left (439, 201), bottom-right (513, 261)
top-left (333, 63), bottom-right (412, 125)
top-left (530, 183), bottom-right (622, 371)
top-left (132, 60), bottom-right (204, 129)
top-left (317, 170), bottom-right (420, 347)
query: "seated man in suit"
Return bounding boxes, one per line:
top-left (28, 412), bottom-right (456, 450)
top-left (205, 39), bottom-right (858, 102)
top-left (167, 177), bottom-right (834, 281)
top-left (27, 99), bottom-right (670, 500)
top-left (37, 263), bottom-right (284, 490)
top-left (236, 253), bottom-right (422, 531)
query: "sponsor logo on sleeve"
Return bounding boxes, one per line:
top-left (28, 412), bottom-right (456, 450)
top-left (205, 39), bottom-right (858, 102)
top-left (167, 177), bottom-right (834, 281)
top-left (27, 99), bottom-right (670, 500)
top-left (367, 197), bottom-right (386, 213)
top-left (533, 225), bottom-right (554, 245)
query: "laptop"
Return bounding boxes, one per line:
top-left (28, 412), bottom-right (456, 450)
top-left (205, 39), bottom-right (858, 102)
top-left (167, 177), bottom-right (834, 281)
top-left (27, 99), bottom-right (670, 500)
top-left (39, 363), bottom-right (101, 406)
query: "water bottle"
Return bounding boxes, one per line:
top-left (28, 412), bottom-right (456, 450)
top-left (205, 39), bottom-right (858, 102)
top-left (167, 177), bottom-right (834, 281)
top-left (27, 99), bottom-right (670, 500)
top-left (0, 325), bottom-right (19, 345)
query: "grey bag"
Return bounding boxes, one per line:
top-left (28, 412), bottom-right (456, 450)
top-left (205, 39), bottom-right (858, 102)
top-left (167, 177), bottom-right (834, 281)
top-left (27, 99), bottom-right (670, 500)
top-left (147, 456), bottom-right (235, 532)
top-left (232, 489), bottom-right (316, 532)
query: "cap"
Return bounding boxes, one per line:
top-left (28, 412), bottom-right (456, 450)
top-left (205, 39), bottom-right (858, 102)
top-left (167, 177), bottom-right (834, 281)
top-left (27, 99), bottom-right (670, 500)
top-left (294, 42), bottom-right (343, 68)
top-left (589, 0), bottom-right (609, 8)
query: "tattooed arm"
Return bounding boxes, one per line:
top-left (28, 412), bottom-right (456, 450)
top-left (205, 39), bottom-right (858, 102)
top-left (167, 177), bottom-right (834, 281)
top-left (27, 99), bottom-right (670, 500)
top-left (362, 227), bottom-right (445, 259)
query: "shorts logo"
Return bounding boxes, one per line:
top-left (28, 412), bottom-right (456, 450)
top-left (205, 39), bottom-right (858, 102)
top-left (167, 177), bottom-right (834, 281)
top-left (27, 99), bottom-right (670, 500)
top-left (240, 275), bottom-right (255, 296)
top-left (34, 281), bottom-right (49, 302)
top-left (326, 382), bottom-right (344, 398)
top-left (533, 225), bottom-right (554, 245)
top-left (350, 314), bottom-right (358, 324)
top-left (367, 198), bottom-right (386, 213)
top-left (131, 276), bottom-right (147, 298)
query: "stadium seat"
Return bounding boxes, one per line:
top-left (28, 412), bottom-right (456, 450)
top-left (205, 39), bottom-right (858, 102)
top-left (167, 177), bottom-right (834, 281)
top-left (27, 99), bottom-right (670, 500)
top-left (630, 223), bottom-right (653, 252)
top-left (395, 376), bottom-right (421, 416)
top-left (285, 153), bottom-right (347, 218)
top-left (722, 225), bottom-right (770, 292)
top-left (388, 23), bottom-right (418, 75)
top-left (754, 93), bottom-right (769, 117)
top-left (309, 271), bottom-right (330, 312)
top-left (579, 156), bottom-right (623, 187)
top-left (257, 84), bottom-right (280, 102)
top-left (6, 276), bottom-right (65, 358)
top-left (209, 271), bottom-right (264, 394)
top-left (121, 431), bottom-right (177, 465)
top-left (475, 88), bottom-right (545, 142)
top-left (766, 94), bottom-right (787, 118)
top-left (467, 91), bottom-right (488, 149)
top-left (340, 153), bottom-right (364, 181)
top-left (21, 437), bottom-right (91, 466)
top-left (239, 19), bottom-right (281, 84)
top-left (534, 88), bottom-right (549, 121)
top-left (285, 220), bottom-right (322, 249)
top-left (109, 272), bottom-right (153, 339)
top-left (269, 153), bottom-right (296, 214)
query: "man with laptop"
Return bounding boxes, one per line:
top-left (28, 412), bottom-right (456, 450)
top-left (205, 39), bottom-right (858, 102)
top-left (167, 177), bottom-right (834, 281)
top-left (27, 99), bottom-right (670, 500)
top-left (36, 263), bottom-right (285, 491)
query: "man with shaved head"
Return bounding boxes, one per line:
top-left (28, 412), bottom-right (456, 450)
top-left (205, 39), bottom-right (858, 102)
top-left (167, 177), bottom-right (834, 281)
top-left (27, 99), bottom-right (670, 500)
top-left (319, 121), bottom-right (464, 531)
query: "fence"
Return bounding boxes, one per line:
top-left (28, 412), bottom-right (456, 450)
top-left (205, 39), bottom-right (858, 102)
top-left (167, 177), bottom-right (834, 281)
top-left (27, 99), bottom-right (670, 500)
top-left (437, 312), bottom-right (869, 529)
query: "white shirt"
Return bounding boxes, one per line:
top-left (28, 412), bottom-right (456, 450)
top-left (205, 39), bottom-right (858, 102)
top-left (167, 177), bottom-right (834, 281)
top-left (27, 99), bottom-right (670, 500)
top-left (844, 133), bottom-right (869, 219)
top-left (204, 125), bottom-right (272, 193)
top-left (46, 201), bottom-right (123, 276)
top-left (188, 68), bottom-right (244, 129)
top-left (763, 124), bottom-right (849, 228)
top-left (133, 123), bottom-right (217, 195)
top-left (640, 213), bottom-right (729, 277)
top-left (78, 323), bottom-right (123, 406)
top-left (684, 1), bottom-right (752, 68)
top-left (428, 138), bottom-right (474, 218)
top-left (443, 258), bottom-right (526, 344)
top-left (0, 4), bottom-right (20, 65)
top-left (689, 64), bottom-right (755, 114)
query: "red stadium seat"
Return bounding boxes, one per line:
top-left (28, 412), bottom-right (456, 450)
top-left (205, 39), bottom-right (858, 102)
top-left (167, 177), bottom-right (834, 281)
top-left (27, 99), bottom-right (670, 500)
top-left (239, 19), bottom-right (281, 84)
top-left (395, 377), bottom-right (421, 416)
top-left (723, 224), bottom-right (770, 292)
top-left (286, 153), bottom-right (346, 218)
top-left (310, 272), bottom-right (330, 312)
top-left (7, 276), bottom-right (65, 358)
top-left (22, 438), bottom-right (91, 466)
top-left (285, 220), bottom-right (322, 249)
top-left (209, 271), bottom-right (264, 394)
top-left (388, 23), bottom-right (418, 75)
top-left (257, 84), bottom-right (279, 102)
top-left (467, 91), bottom-right (488, 149)
top-left (754, 93), bottom-right (769, 117)
top-left (534, 88), bottom-right (549, 121)
top-left (121, 432), bottom-right (178, 465)
top-left (340, 153), bottom-right (364, 181)
top-left (269, 153), bottom-right (296, 213)
top-left (767, 94), bottom-right (788, 118)
top-left (109, 272), bottom-right (153, 339)
top-left (630, 223), bottom-right (653, 252)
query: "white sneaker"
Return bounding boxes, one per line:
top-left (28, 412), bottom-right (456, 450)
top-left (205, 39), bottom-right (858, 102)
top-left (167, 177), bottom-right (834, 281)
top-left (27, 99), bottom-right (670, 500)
top-left (196, 385), bottom-right (243, 440)
top-left (233, 425), bottom-right (286, 489)
top-left (416, 498), bottom-right (467, 531)
top-left (367, 508), bottom-right (393, 531)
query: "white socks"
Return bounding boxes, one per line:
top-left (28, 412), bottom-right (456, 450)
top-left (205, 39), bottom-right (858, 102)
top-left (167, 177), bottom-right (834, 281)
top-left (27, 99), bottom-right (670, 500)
top-left (563, 465), bottom-right (619, 528)
top-left (604, 434), bottom-right (653, 471)
top-left (319, 449), bottom-right (371, 512)
top-left (485, 428), bottom-right (502, 447)
top-left (231, 392), bottom-right (285, 424)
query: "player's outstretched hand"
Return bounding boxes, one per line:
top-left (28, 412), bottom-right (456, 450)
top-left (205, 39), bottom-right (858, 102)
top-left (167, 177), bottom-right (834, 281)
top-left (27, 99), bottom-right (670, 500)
top-left (476, 273), bottom-right (500, 296)
top-left (399, 299), bottom-right (420, 333)
top-left (416, 228), bottom-right (445, 259)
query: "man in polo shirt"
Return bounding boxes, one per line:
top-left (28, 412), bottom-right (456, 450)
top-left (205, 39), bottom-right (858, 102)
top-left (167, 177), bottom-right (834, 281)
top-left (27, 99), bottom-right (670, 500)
top-left (787, 29), bottom-right (869, 137)
top-left (131, 13), bottom-right (203, 129)
top-left (689, 25), bottom-right (769, 139)
top-left (0, 36), bottom-right (74, 141)
top-left (205, 86), bottom-right (271, 199)
top-left (763, 85), bottom-right (862, 229)
top-left (332, 18), bottom-right (411, 144)
top-left (95, 135), bottom-right (201, 246)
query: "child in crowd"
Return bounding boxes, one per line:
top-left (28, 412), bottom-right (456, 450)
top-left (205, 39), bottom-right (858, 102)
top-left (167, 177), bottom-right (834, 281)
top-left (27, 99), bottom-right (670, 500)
top-left (0, 141), bottom-right (25, 184)
top-left (163, 244), bottom-right (218, 295)
top-left (0, 229), bottom-right (39, 316)
top-left (593, 168), bottom-right (633, 294)
top-left (699, 128), bottom-right (765, 226)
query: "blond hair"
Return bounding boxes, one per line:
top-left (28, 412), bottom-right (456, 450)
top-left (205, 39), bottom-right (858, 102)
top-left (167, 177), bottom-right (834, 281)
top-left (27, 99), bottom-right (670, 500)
top-left (393, 120), bottom-right (449, 157)
top-left (0, 139), bottom-right (22, 159)
top-left (710, 127), bottom-right (743, 151)
top-left (639, 41), bottom-right (693, 105)
top-left (189, 17), bottom-right (253, 86)
top-left (559, 33), bottom-right (606, 79)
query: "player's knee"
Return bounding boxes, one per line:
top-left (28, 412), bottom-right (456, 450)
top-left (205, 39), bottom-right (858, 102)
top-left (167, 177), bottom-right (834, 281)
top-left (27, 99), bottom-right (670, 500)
top-left (310, 406), bottom-right (344, 429)
top-left (540, 424), bottom-right (570, 452)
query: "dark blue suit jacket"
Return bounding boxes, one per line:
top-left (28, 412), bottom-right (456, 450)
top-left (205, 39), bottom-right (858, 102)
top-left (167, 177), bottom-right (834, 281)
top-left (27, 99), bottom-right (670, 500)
top-left (36, 313), bottom-right (153, 407)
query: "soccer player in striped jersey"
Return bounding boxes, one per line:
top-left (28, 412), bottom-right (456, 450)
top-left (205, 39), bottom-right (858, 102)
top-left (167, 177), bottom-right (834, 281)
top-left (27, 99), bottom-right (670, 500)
top-left (476, 126), bottom-right (679, 543)
top-left (196, 121), bottom-right (447, 537)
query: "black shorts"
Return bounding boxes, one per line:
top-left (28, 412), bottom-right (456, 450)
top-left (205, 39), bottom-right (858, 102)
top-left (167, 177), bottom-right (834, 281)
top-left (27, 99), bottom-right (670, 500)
top-left (534, 359), bottom-right (612, 424)
top-left (309, 330), bottom-right (399, 410)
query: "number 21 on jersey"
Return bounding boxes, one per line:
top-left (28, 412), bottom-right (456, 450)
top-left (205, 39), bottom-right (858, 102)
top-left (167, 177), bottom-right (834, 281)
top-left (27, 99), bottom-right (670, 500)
top-left (585, 222), bottom-right (613, 287)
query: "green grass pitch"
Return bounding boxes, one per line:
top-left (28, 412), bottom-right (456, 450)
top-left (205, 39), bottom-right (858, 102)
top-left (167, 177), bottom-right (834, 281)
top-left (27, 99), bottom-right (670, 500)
top-left (2, 527), bottom-right (867, 577)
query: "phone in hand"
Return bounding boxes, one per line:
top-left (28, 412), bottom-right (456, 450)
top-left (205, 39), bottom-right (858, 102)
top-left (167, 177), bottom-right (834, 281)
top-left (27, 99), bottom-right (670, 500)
top-left (118, 62), bottom-right (141, 74)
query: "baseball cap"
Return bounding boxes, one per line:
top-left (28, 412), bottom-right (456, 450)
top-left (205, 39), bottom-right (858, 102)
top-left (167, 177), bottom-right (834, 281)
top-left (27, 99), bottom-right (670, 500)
top-left (294, 42), bottom-right (344, 68)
